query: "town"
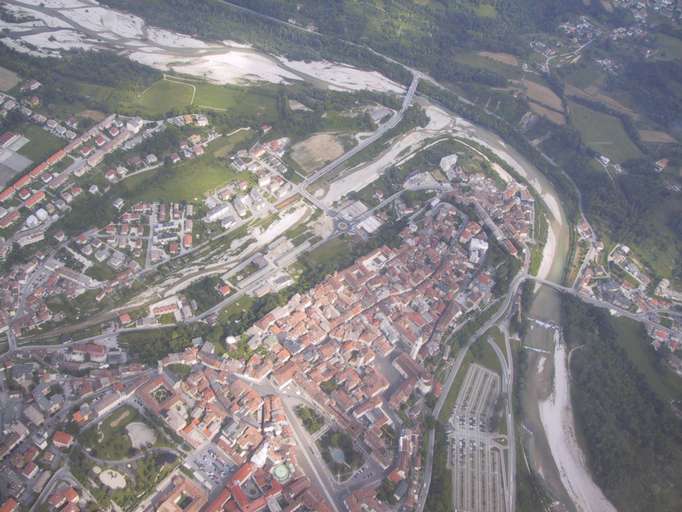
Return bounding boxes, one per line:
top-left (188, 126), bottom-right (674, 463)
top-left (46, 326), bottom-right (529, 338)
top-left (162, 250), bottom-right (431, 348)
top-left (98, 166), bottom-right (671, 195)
top-left (0, 67), bottom-right (540, 510)
top-left (0, 0), bottom-right (681, 511)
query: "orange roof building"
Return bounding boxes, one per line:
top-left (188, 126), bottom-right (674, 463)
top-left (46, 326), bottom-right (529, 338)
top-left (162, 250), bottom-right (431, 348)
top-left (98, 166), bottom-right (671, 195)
top-left (0, 498), bottom-right (18, 512)
top-left (0, 187), bottom-right (15, 202)
top-left (25, 191), bottom-right (46, 209)
top-left (52, 431), bottom-right (74, 448)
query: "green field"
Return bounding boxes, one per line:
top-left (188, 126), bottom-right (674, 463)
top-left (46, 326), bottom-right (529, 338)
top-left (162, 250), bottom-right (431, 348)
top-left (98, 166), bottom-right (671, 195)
top-left (79, 405), bottom-right (142, 460)
top-left (134, 79), bottom-right (194, 116)
top-left (81, 76), bottom-right (279, 120)
top-left (120, 148), bottom-right (253, 203)
top-left (194, 82), bottom-right (278, 119)
top-left (209, 129), bottom-right (254, 158)
top-left (121, 159), bottom-right (239, 202)
top-left (475, 4), bottom-right (497, 18)
top-left (654, 33), bottom-right (682, 61)
top-left (452, 51), bottom-right (522, 80)
top-left (565, 62), bottom-right (606, 89)
top-left (17, 124), bottom-right (64, 163)
top-left (568, 100), bottom-right (642, 163)
top-left (292, 236), bottom-right (353, 273)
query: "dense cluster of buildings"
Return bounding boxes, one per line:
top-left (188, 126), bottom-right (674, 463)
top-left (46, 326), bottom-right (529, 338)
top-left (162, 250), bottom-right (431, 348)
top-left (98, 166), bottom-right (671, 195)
top-left (0, 255), bottom-right (101, 336)
top-left (442, 154), bottom-right (535, 252)
top-left (204, 138), bottom-right (294, 228)
top-left (0, 111), bottom-right (218, 333)
top-left (575, 235), bottom-right (682, 352)
top-left (0, 340), bottom-right (149, 511)
top-left (0, 112), bottom-right (146, 254)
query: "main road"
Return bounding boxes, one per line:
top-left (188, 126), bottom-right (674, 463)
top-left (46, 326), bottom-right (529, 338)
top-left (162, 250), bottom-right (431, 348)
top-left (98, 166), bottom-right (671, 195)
top-left (301, 74), bottom-right (419, 186)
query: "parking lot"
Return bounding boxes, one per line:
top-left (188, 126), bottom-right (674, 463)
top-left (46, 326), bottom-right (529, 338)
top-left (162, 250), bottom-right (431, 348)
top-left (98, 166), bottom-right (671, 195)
top-left (183, 444), bottom-right (234, 490)
top-left (447, 363), bottom-right (508, 512)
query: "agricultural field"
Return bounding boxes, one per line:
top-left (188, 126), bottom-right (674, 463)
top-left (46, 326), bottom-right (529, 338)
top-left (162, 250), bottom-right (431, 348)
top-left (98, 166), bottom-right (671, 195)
top-left (0, 65), bottom-right (19, 92)
top-left (521, 79), bottom-right (566, 125)
top-left (17, 124), bottom-right (65, 163)
top-left (567, 100), bottom-right (642, 163)
top-left (452, 51), bottom-right (522, 80)
top-left (653, 33), bottom-right (682, 61)
top-left (638, 129), bottom-right (677, 144)
top-left (564, 62), bottom-right (606, 89)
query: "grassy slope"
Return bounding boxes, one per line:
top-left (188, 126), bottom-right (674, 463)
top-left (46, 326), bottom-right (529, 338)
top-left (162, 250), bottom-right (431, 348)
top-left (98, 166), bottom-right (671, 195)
top-left (76, 77), bottom-right (279, 120)
top-left (134, 79), bottom-right (194, 116)
top-left (568, 100), bottom-right (642, 163)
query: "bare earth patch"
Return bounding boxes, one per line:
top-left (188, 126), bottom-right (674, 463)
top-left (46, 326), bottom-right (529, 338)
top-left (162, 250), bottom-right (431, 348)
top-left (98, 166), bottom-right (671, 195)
top-left (0, 66), bottom-right (19, 92)
top-left (126, 421), bottom-right (157, 449)
top-left (109, 409), bottom-right (130, 429)
top-left (600, 0), bottom-right (615, 13)
top-left (479, 51), bottom-right (519, 66)
top-left (565, 84), bottom-right (638, 118)
top-left (99, 469), bottom-right (127, 490)
top-left (530, 102), bottom-right (566, 125)
top-left (78, 110), bottom-right (107, 121)
top-left (638, 130), bottom-right (677, 144)
top-left (520, 80), bottom-right (563, 112)
top-left (290, 133), bottom-right (345, 174)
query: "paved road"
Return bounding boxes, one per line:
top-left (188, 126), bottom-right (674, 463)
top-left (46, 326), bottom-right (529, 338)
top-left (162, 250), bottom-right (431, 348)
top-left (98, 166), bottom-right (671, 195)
top-left (79, 443), bottom-right (181, 466)
top-left (417, 247), bottom-right (530, 512)
top-left (487, 330), bottom-right (515, 512)
top-left (245, 379), bottom-right (344, 512)
top-left (29, 467), bottom-right (68, 512)
top-left (301, 74), bottom-right (419, 187)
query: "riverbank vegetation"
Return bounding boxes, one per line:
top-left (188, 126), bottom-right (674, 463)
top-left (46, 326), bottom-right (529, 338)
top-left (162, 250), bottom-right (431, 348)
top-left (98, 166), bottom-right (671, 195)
top-left (562, 296), bottom-right (682, 512)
